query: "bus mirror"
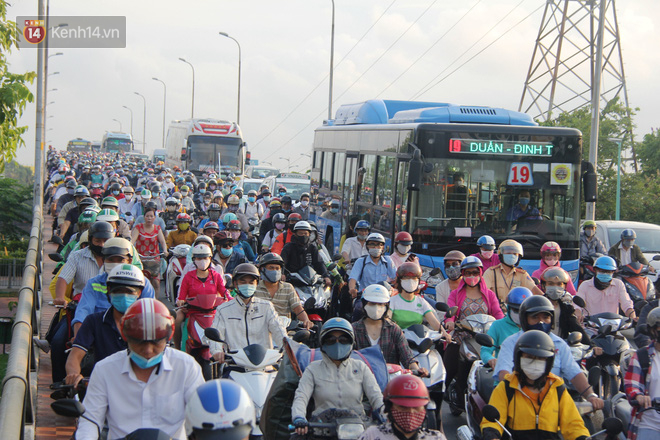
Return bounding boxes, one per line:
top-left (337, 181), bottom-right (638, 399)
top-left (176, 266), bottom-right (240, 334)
top-left (245, 150), bottom-right (251, 166)
top-left (582, 161), bottom-right (597, 202)
top-left (180, 148), bottom-right (187, 161)
top-left (407, 149), bottom-right (423, 191)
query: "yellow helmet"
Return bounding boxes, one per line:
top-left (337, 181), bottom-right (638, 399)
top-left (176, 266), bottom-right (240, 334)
top-left (498, 239), bottom-right (523, 257)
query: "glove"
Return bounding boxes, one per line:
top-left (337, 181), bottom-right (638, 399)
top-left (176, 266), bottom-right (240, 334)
top-left (293, 417), bottom-right (308, 428)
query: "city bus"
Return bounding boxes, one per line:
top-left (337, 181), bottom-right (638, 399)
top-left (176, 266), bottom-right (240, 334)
top-left (164, 118), bottom-right (247, 180)
top-left (102, 132), bottom-right (134, 153)
top-left (66, 138), bottom-right (92, 152)
top-left (312, 99), bottom-right (592, 288)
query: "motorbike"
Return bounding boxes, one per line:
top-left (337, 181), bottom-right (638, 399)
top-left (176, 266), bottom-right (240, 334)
top-left (205, 328), bottom-right (282, 439)
top-left (617, 262), bottom-right (656, 315)
top-left (609, 395), bottom-right (660, 440)
top-left (445, 313), bottom-right (496, 417)
top-left (247, 217), bottom-right (261, 255)
top-left (180, 293), bottom-right (225, 380)
top-left (289, 266), bottom-right (332, 322)
top-left (165, 244), bottom-right (191, 303)
top-left (288, 408), bottom-right (366, 440)
top-left (579, 253), bottom-right (602, 286)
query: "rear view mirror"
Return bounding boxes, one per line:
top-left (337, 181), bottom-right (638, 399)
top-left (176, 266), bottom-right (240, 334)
top-left (588, 366), bottom-right (601, 391)
top-left (292, 330), bottom-right (310, 343)
top-left (599, 324), bottom-right (612, 335)
top-left (482, 404), bottom-right (501, 423)
top-left (602, 418), bottom-right (624, 436)
top-left (445, 306), bottom-right (459, 319)
top-left (653, 255), bottom-right (660, 261)
top-left (332, 253), bottom-right (343, 261)
top-left (51, 399), bottom-right (85, 418)
top-left (567, 331), bottom-right (582, 346)
top-left (475, 333), bottom-right (494, 348)
top-left (327, 263), bottom-right (337, 272)
top-left (429, 268), bottom-right (441, 277)
top-left (48, 253), bottom-right (63, 262)
top-left (51, 236), bottom-right (63, 246)
top-left (416, 338), bottom-right (433, 354)
top-left (435, 302), bottom-right (449, 312)
top-left (572, 295), bottom-right (586, 308)
top-left (304, 297), bottom-right (316, 310)
top-left (204, 327), bottom-right (223, 343)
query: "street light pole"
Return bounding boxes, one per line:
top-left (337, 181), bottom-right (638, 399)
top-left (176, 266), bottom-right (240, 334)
top-left (219, 32), bottom-right (242, 125)
top-left (327, 0), bottom-right (335, 121)
top-left (179, 58), bottom-right (195, 118)
top-left (134, 92), bottom-right (147, 154)
top-left (279, 156), bottom-right (291, 172)
top-left (122, 106), bottom-right (134, 139)
top-left (152, 77), bottom-right (167, 148)
top-left (611, 134), bottom-right (626, 221)
top-left (112, 118), bottom-right (122, 131)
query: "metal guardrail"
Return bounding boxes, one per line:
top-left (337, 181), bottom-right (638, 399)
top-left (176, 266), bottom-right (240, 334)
top-left (0, 258), bottom-right (27, 290)
top-left (0, 200), bottom-right (43, 439)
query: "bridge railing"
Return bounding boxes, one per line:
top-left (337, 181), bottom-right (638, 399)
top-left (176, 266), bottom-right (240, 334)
top-left (0, 199), bottom-right (43, 439)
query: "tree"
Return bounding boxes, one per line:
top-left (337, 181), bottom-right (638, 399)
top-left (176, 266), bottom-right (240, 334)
top-left (0, 2), bottom-right (36, 171)
top-left (635, 129), bottom-right (660, 176)
top-left (2, 160), bottom-right (34, 187)
top-left (0, 177), bottom-right (32, 238)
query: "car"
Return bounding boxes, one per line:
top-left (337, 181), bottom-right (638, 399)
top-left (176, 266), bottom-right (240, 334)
top-left (262, 173), bottom-right (311, 203)
top-left (594, 220), bottom-right (660, 283)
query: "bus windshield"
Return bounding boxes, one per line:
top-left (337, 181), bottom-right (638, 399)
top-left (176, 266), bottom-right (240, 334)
top-left (188, 135), bottom-right (242, 178)
top-left (250, 167), bottom-right (278, 178)
top-left (105, 138), bottom-right (133, 153)
top-left (278, 181), bottom-right (311, 201)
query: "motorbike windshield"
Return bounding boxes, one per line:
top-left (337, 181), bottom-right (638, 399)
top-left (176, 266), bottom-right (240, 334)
top-left (462, 314), bottom-right (496, 334)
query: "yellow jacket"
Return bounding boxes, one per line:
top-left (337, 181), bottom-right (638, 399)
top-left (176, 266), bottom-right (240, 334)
top-left (480, 372), bottom-right (589, 440)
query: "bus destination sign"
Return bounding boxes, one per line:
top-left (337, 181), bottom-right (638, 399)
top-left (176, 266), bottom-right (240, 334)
top-left (448, 138), bottom-right (554, 157)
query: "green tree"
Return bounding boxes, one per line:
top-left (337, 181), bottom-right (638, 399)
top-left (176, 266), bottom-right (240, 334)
top-left (0, 177), bottom-right (32, 238)
top-left (2, 160), bottom-right (34, 187)
top-left (635, 129), bottom-right (660, 176)
top-left (0, 2), bottom-right (36, 171)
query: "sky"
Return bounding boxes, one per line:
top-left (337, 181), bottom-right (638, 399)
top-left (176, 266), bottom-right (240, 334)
top-left (6, 0), bottom-right (660, 172)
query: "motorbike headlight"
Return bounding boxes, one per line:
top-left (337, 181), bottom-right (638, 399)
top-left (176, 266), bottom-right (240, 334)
top-left (337, 424), bottom-right (364, 440)
top-left (421, 266), bottom-right (444, 288)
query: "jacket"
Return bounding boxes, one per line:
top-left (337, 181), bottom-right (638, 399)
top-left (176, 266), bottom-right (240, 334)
top-left (608, 241), bottom-right (648, 265)
top-left (352, 318), bottom-right (416, 368)
top-left (480, 372), bottom-right (590, 440)
top-left (579, 232), bottom-right (607, 258)
top-left (281, 241), bottom-right (328, 279)
top-left (446, 279), bottom-right (504, 323)
top-left (556, 300), bottom-right (590, 345)
top-left (531, 263), bottom-right (576, 295)
top-left (177, 269), bottom-right (229, 302)
top-left (270, 229), bottom-right (293, 255)
top-left (481, 315), bottom-right (519, 364)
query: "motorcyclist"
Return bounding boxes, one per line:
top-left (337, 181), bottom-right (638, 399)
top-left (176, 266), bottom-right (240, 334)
top-left (320, 199), bottom-right (342, 222)
top-left (198, 202), bottom-right (222, 229)
top-left (259, 200), bottom-right (284, 238)
top-left (532, 241), bottom-right (577, 295)
top-left (179, 184), bottom-right (196, 213)
top-left (579, 220), bottom-right (607, 258)
top-left (292, 318), bottom-right (384, 435)
top-left (160, 197), bottom-right (181, 231)
top-left (481, 330), bottom-right (590, 440)
top-left (222, 194), bottom-right (249, 232)
top-left (481, 287), bottom-right (533, 369)
top-left (483, 239), bottom-right (543, 303)
top-left (226, 219), bottom-right (256, 262)
top-left (435, 250), bottom-right (466, 304)
top-left (341, 219), bottom-right (370, 263)
top-left (261, 212), bottom-right (286, 253)
top-left (166, 213), bottom-right (197, 248)
top-left (281, 221), bottom-right (331, 287)
top-left (539, 267), bottom-right (590, 344)
top-left (609, 228), bottom-right (654, 269)
top-left (242, 189), bottom-right (264, 221)
top-left (359, 374), bottom-right (446, 440)
top-left (471, 235), bottom-right (501, 271)
top-left (390, 231), bottom-right (420, 269)
top-left (117, 186), bottom-right (135, 220)
top-left (209, 263), bottom-right (286, 364)
top-left (270, 212), bottom-right (302, 255)
top-left (213, 231), bottom-right (247, 276)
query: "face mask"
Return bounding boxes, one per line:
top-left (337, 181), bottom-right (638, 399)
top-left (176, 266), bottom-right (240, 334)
top-left (237, 283), bottom-right (256, 298)
top-left (178, 223), bottom-right (190, 231)
top-left (509, 310), bottom-right (520, 325)
top-left (397, 244), bottom-right (411, 255)
top-left (262, 269), bottom-right (281, 283)
top-left (520, 358), bottom-right (547, 381)
top-left (357, 233), bottom-right (368, 242)
top-left (167, 205), bottom-right (176, 212)
top-left (544, 257), bottom-right (559, 267)
top-left (528, 321), bottom-right (552, 334)
top-left (365, 304), bottom-right (387, 320)
top-left (200, 189), bottom-right (206, 194)
top-left (401, 279), bottom-right (419, 293)
top-left (502, 254), bottom-right (518, 267)
top-left (519, 197), bottom-right (530, 206)
top-left (130, 349), bottom-right (165, 369)
top-left (275, 222), bottom-right (285, 231)
top-left (125, 194), bottom-right (133, 201)
top-left (464, 276), bottom-right (480, 287)
top-left (595, 273), bottom-right (613, 284)
top-left (220, 247), bottom-right (233, 258)
top-left (584, 229), bottom-right (594, 237)
top-left (544, 285), bottom-right (565, 301)
top-left (209, 186), bottom-right (216, 192)
top-left (293, 235), bottom-right (309, 246)
top-left (248, 197), bottom-right (256, 203)
top-left (209, 212), bottom-right (220, 221)
top-left (446, 265), bottom-right (462, 281)
top-left (194, 258), bottom-right (211, 271)
top-left (228, 206), bottom-right (239, 213)
top-left (330, 207), bottom-right (339, 214)
top-left (104, 262), bottom-right (121, 274)
top-left (263, 196), bottom-right (271, 202)
top-left (181, 192), bottom-right (188, 197)
top-left (623, 240), bottom-right (634, 248)
top-left (481, 250), bottom-right (494, 259)
top-left (310, 233), bottom-right (317, 243)
top-left (301, 200), bottom-right (309, 207)
top-left (369, 248), bottom-right (383, 258)
top-left (89, 243), bottom-right (104, 256)
top-left (112, 190), bottom-right (120, 196)
top-left (279, 192), bottom-right (286, 197)
top-left (109, 293), bottom-right (137, 313)
top-left (390, 408), bottom-right (427, 434)
top-left (322, 342), bottom-right (352, 361)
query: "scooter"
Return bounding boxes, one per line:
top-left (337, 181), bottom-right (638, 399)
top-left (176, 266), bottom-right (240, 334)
top-left (247, 217), bottom-right (260, 255)
top-left (165, 244), bottom-right (191, 303)
top-left (609, 395), bottom-right (660, 440)
top-left (205, 328), bottom-right (282, 439)
top-left (289, 266), bottom-right (332, 322)
top-left (617, 262), bottom-right (656, 315)
top-left (288, 408), bottom-right (366, 440)
top-left (181, 293), bottom-right (225, 380)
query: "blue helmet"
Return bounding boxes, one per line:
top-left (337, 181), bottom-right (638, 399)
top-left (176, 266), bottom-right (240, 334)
top-left (355, 220), bottom-right (371, 231)
top-left (460, 255), bottom-right (483, 270)
top-left (319, 317), bottom-right (354, 344)
top-left (594, 256), bottom-right (617, 271)
top-left (476, 235), bottom-right (496, 250)
top-left (621, 229), bottom-right (636, 240)
top-left (507, 287), bottom-right (533, 312)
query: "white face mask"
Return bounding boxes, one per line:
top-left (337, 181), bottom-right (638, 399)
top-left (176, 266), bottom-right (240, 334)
top-left (400, 279), bottom-right (419, 293)
top-left (194, 258), bottom-right (211, 271)
top-left (520, 358), bottom-right (547, 380)
top-left (510, 310), bottom-right (520, 325)
top-left (125, 194), bottom-right (133, 201)
top-left (301, 200), bottom-right (309, 207)
top-left (481, 250), bottom-right (494, 259)
top-left (397, 244), bottom-right (411, 255)
top-left (104, 262), bottom-right (121, 274)
top-left (364, 304), bottom-right (387, 320)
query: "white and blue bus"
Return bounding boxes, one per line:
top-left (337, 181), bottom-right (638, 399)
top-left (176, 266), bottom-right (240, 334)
top-left (312, 99), bottom-right (591, 289)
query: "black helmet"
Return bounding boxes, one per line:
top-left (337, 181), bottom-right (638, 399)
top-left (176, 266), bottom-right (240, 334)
top-left (65, 179), bottom-right (77, 189)
top-left (109, 182), bottom-right (122, 192)
top-left (80, 197), bottom-right (98, 209)
top-left (258, 253), bottom-right (284, 268)
top-left (232, 263), bottom-right (260, 282)
top-left (208, 203), bottom-right (221, 212)
top-left (144, 201), bottom-right (158, 212)
top-left (89, 221), bottom-right (115, 239)
top-left (519, 295), bottom-right (555, 332)
top-left (513, 330), bottom-right (555, 379)
top-left (280, 195), bottom-right (292, 205)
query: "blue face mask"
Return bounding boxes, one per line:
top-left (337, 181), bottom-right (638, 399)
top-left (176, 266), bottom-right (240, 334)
top-left (112, 190), bottom-right (120, 196)
top-left (129, 349), bottom-right (164, 369)
top-left (528, 321), bottom-right (552, 334)
top-left (502, 254), bottom-right (518, 267)
top-left (248, 197), bottom-right (256, 203)
top-left (262, 269), bottom-right (281, 283)
top-left (596, 273), bottom-right (613, 283)
top-left (109, 293), bottom-right (138, 313)
top-left (237, 283), bottom-right (256, 298)
top-left (200, 189), bottom-right (206, 194)
top-left (263, 196), bottom-right (271, 202)
top-left (322, 342), bottom-right (353, 361)
top-left (330, 207), bottom-right (339, 214)
top-left (519, 197), bottom-right (530, 206)
top-left (220, 247), bottom-right (233, 257)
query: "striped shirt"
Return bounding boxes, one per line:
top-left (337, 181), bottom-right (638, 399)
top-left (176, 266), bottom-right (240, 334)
top-left (254, 280), bottom-right (301, 318)
top-left (58, 247), bottom-right (103, 295)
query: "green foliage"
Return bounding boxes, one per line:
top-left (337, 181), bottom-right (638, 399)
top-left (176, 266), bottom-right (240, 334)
top-left (2, 161), bottom-right (34, 187)
top-left (635, 129), bottom-right (660, 176)
top-left (0, 2), bottom-right (36, 171)
top-left (0, 238), bottom-right (29, 259)
top-left (0, 178), bottom-right (32, 239)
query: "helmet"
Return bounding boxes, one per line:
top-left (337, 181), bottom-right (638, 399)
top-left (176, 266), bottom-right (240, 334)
top-left (234, 186), bottom-right (244, 194)
top-left (498, 239), bottom-right (523, 256)
top-left (78, 230), bottom-right (89, 246)
top-left (232, 263), bottom-right (260, 282)
top-left (144, 201), bottom-right (159, 212)
top-left (647, 308), bottom-right (660, 338)
top-left (383, 375), bottom-right (429, 407)
top-left (140, 189), bottom-right (152, 199)
top-left (319, 317), bottom-right (354, 345)
top-left (180, 185), bottom-right (190, 192)
top-left (287, 213), bottom-right (302, 222)
top-left (106, 264), bottom-right (145, 291)
top-left (96, 208), bottom-right (119, 223)
top-left (280, 195), bottom-right (292, 205)
top-left (65, 179), bottom-right (77, 189)
top-left (198, 182), bottom-right (207, 189)
top-left (366, 233), bottom-right (385, 244)
top-left (269, 200), bottom-right (281, 209)
top-left (396, 262), bottom-right (423, 279)
top-left (293, 221), bottom-right (312, 232)
top-left (247, 189), bottom-right (258, 197)
top-left (514, 330), bottom-right (555, 379)
top-left (362, 284), bottom-right (390, 304)
top-left (594, 256), bottom-right (617, 271)
top-left (540, 267), bottom-right (570, 285)
top-left (257, 253), bottom-right (284, 268)
top-left (109, 182), bottom-right (122, 192)
top-left (519, 296), bottom-right (555, 332)
top-left (222, 213), bottom-right (238, 224)
top-left (582, 220), bottom-right (596, 229)
top-left (102, 237), bottom-right (133, 258)
top-left (165, 197), bottom-right (178, 206)
top-left (621, 229), bottom-right (636, 239)
top-left (89, 221), bottom-right (115, 239)
top-left (204, 221), bottom-right (220, 231)
top-left (444, 250), bottom-right (466, 262)
top-left (120, 299), bottom-right (174, 342)
top-left (394, 231), bottom-right (413, 245)
top-left (506, 287), bottom-right (533, 313)
top-left (80, 197), bottom-right (98, 210)
top-left (194, 235), bottom-right (215, 248)
top-left (192, 244), bottom-right (213, 259)
top-left (185, 380), bottom-right (255, 440)
top-left (208, 179), bottom-right (217, 187)
top-left (176, 213), bottom-right (191, 223)
top-left (272, 213), bottom-right (286, 224)
top-left (540, 241), bottom-right (561, 256)
top-left (123, 186), bottom-right (134, 194)
top-left (301, 192), bottom-right (310, 199)
top-left (226, 220), bottom-right (241, 231)
top-left (74, 186), bottom-right (90, 197)
top-left (460, 255), bottom-right (483, 271)
top-left (78, 210), bottom-right (97, 224)
top-left (213, 231), bottom-right (233, 245)
top-left (355, 220), bottom-right (370, 231)
top-left (477, 235), bottom-right (496, 250)
top-left (227, 195), bottom-right (240, 205)
top-left (208, 203), bottom-right (221, 212)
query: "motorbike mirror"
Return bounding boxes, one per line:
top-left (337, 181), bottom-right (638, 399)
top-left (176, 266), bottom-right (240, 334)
top-left (599, 324), bottom-right (612, 335)
top-left (445, 306), bottom-right (459, 318)
top-left (48, 252), bottom-right (63, 262)
top-left (588, 366), bottom-right (601, 392)
top-left (531, 277), bottom-right (541, 286)
top-left (475, 333), bottom-right (495, 348)
top-left (637, 323), bottom-right (648, 336)
top-left (482, 405), bottom-right (501, 423)
top-left (292, 330), bottom-right (310, 343)
top-left (224, 274), bottom-right (233, 287)
top-left (572, 295), bottom-right (586, 308)
top-left (51, 399), bottom-right (85, 418)
top-left (327, 263), bottom-right (337, 272)
top-left (204, 327), bottom-right (224, 343)
top-left (417, 338), bottom-right (433, 354)
top-left (332, 253), bottom-right (343, 261)
top-left (602, 418), bottom-right (624, 436)
top-left (567, 331), bottom-right (582, 345)
top-left (429, 268), bottom-right (441, 277)
top-left (51, 236), bottom-right (63, 246)
top-left (304, 297), bottom-right (316, 310)
top-left (435, 302), bottom-right (449, 312)
top-left (653, 255), bottom-right (660, 261)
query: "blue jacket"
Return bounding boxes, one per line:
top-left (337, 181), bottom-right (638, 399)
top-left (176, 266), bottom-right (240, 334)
top-left (481, 314), bottom-right (520, 364)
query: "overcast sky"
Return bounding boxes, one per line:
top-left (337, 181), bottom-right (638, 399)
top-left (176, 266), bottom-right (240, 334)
top-left (6, 0), bottom-right (660, 172)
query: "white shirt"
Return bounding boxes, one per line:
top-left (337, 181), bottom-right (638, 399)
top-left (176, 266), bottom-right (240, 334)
top-left (639, 352), bottom-right (660, 429)
top-left (76, 348), bottom-right (204, 440)
top-left (619, 242), bottom-right (632, 266)
top-left (341, 236), bottom-right (368, 261)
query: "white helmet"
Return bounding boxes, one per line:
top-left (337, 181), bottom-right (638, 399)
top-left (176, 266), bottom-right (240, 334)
top-left (366, 232), bottom-right (386, 244)
top-left (172, 244), bottom-right (191, 258)
top-left (185, 379), bottom-right (255, 439)
top-left (192, 244), bottom-right (213, 259)
top-left (362, 284), bottom-right (390, 304)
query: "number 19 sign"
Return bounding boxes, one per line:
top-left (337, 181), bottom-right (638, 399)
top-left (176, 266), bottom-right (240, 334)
top-left (507, 163), bottom-right (533, 186)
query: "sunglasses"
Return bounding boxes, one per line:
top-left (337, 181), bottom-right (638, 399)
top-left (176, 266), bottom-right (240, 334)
top-left (323, 336), bottom-right (352, 345)
top-left (463, 269), bottom-right (481, 277)
top-left (445, 261), bottom-right (461, 268)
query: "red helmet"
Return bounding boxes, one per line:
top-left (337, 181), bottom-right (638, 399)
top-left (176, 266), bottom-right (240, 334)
top-left (384, 375), bottom-right (429, 407)
top-left (540, 241), bottom-right (561, 256)
top-left (120, 299), bottom-right (174, 342)
top-left (396, 262), bottom-right (423, 279)
top-left (203, 221), bottom-right (220, 231)
top-left (176, 213), bottom-right (191, 223)
top-left (287, 213), bottom-right (302, 222)
top-left (394, 231), bottom-right (413, 245)
top-left (227, 219), bottom-right (241, 231)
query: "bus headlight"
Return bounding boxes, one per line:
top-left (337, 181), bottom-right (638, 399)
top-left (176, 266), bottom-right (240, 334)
top-left (421, 266), bottom-right (444, 288)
